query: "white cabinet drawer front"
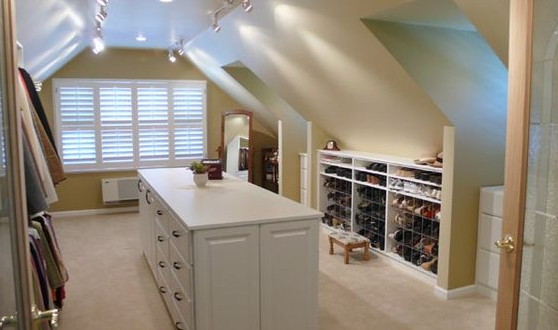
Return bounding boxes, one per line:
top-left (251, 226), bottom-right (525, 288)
top-left (479, 187), bottom-right (504, 217)
top-left (156, 249), bottom-right (171, 292)
top-left (260, 220), bottom-right (319, 330)
top-left (170, 241), bottom-right (194, 300)
top-left (171, 301), bottom-right (191, 330)
top-left (194, 226), bottom-right (260, 330)
top-left (478, 214), bottom-right (503, 254)
top-left (169, 214), bottom-right (192, 265)
top-left (475, 249), bottom-right (500, 289)
top-left (170, 270), bottom-right (194, 330)
top-left (156, 219), bottom-right (169, 257)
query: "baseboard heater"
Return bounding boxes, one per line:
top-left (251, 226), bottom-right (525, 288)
top-left (101, 177), bottom-right (139, 204)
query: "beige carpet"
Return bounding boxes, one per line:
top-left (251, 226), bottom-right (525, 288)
top-left (53, 213), bottom-right (495, 330)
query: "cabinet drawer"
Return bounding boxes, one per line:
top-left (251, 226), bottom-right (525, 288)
top-left (156, 218), bottom-right (169, 256)
top-left (156, 248), bottom-right (171, 289)
top-left (478, 214), bottom-right (503, 253)
top-left (168, 214), bottom-right (192, 265)
top-left (475, 249), bottom-right (500, 289)
top-left (170, 270), bottom-right (194, 330)
top-left (170, 241), bottom-right (194, 300)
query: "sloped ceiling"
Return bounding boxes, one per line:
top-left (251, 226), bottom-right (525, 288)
top-left (15, 0), bottom-right (229, 81)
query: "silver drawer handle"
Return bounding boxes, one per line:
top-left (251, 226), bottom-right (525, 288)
top-left (157, 235), bottom-right (165, 242)
top-left (158, 261), bottom-right (166, 268)
top-left (173, 262), bottom-right (182, 270)
top-left (156, 210), bottom-right (163, 216)
top-left (159, 286), bottom-right (167, 294)
top-left (172, 230), bottom-right (181, 238)
top-left (174, 292), bottom-right (185, 301)
top-left (175, 321), bottom-right (186, 330)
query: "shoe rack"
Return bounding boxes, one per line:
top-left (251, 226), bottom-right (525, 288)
top-left (318, 150), bottom-right (443, 278)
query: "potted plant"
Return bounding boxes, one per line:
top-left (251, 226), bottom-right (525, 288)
top-left (190, 161), bottom-right (208, 187)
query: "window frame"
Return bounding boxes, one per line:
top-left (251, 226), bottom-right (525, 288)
top-left (53, 78), bottom-right (208, 173)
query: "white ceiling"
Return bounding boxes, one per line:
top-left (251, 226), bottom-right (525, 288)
top-left (15, 0), bottom-right (229, 81)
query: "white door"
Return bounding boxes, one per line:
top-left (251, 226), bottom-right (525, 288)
top-left (194, 225), bottom-right (260, 330)
top-left (260, 220), bottom-right (319, 330)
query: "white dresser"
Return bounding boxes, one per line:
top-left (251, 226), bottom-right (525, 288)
top-left (475, 186), bottom-right (504, 300)
top-left (138, 168), bottom-right (321, 330)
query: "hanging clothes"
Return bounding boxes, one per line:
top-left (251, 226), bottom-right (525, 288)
top-left (17, 73), bottom-right (58, 204)
top-left (23, 133), bottom-right (48, 215)
top-left (238, 147), bottom-right (249, 171)
top-left (30, 106), bottom-right (65, 185)
top-left (18, 68), bottom-right (57, 152)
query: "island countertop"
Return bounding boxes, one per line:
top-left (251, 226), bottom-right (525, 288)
top-left (138, 167), bottom-right (322, 230)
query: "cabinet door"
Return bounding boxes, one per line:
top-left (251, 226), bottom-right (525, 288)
top-left (260, 220), bottom-right (319, 330)
top-left (194, 226), bottom-right (259, 330)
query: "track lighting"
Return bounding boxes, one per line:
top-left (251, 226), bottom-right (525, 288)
top-left (242, 0), bottom-right (253, 13)
top-left (211, 0), bottom-right (253, 33)
top-left (92, 34), bottom-right (105, 54)
top-left (95, 7), bottom-right (108, 23)
top-left (97, 0), bottom-right (109, 6)
top-left (168, 49), bottom-right (176, 63)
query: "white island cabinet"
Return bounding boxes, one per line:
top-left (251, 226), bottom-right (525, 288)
top-left (137, 168), bottom-right (321, 330)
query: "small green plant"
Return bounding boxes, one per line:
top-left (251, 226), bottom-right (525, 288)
top-left (190, 161), bottom-right (207, 174)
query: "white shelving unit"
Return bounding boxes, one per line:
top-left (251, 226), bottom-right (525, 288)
top-left (317, 150), bottom-right (443, 279)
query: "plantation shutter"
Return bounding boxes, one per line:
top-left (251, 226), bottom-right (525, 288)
top-left (58, 86), bottom-right (96, 166)
top-left (99, 86), bottom-right (133, 163)
top-left (173, 87), bottom-right (204, 159)
top-left (137, 87), bottom-right (169, 161)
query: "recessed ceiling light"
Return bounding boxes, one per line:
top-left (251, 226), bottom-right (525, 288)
top-left (159, 0), bottom-right (173, 2)
top-left (136, 33), bottom-right (146, 42)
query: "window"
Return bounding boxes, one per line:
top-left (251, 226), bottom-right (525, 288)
top-left (54, 79), bottom-right (207, 172)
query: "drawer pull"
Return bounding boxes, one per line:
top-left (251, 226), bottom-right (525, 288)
top-left (173, 262), bottom-right (182, 270)
top-left (158, 261), bottom-right (166, 268)
top-left (175, 322), bottom-right (186, 330)
top-left (156, 210), bottom-right (163, 216)
top-left (172, 230), bottom-right (181, 238)
top-left (138, 179), bottom-right (143, 192)
top-left (157, 235), bottom-right (165, 242)
top-left (146, 190), bottom-right (152, 205)
top-left (159, 286), bottom-right (167, 294)
top-left (174, 292), bottom-right (185, 301)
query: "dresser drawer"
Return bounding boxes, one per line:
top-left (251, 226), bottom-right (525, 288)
top-left (156, 248), bottom-right (171, 290)
top-left (478, 213), bottom-right (503, 253)
top-left (170, 270), bottom-right (194, 330)
top-left (156, 217), bottom-right (169, 256)
top-left (168, 214), bottom-right (192, 264)
top-left (170, 241), bottom-right (194, 300)
top-left (475, 249), bottom-right (500, 289)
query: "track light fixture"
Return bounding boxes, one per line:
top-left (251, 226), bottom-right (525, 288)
top-left (168, 49), bottom-right (177, 63)
top-left (242, 0), bottom-right (253, 13)
top-left (92, 1), bottom-right (108, 54)
top-left (211, 0), bottom-right (253, 33)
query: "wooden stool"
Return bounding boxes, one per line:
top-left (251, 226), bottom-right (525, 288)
top-left (328, 230), bottom-right (370, 264)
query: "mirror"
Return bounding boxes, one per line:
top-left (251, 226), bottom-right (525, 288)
top-left (219, 110), bottom-right (253, 182)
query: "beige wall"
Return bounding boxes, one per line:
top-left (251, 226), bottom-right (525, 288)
top-left (365, 20), bottom-right (507, 289)
top-left (39, 48), bottom-right (271, 211)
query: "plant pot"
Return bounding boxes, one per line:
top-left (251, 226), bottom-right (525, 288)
top-left (193, 173), bottom-right (208, 187)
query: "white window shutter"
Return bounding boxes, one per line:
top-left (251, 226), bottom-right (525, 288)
top-left (173, 87), bottom-right (205, 159)
top-left (58, 87), bottom-right (96, 165)
top-left (99, 87), bottom-right (134, 163)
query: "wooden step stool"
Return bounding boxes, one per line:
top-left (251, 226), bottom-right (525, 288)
top-left (328, 230), bottom-right (370, 264)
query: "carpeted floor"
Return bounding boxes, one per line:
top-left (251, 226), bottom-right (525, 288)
top-left (53, 213), bottom-right (495, 330)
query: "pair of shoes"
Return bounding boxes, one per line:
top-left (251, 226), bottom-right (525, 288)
top-left (366, 162), bottom-right (387, 172)
top-left (417, 185), bottom-right (442, 200)
top-left (393, 212), bottom-right (412, 227)
top-left (388, 229), bottom-right (403, 242)
top-left (396, 168), bottom-right (415, 177)
top-left (367, 175), bottom-right (380, 185)
top-left (389, 178), bottom-right (404, 191)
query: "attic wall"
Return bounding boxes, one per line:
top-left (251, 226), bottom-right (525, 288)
top-left (185, 0), bottom-right (450, 160)
top-left (38, 48), bottom-right (274, 211)
top-left (224, 67), bottom-right (306, 201)
top-left (365, 20), bottom-right (508, 289)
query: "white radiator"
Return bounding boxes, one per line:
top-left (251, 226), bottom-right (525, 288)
top-left (101, 177), bottom-right (139, 204)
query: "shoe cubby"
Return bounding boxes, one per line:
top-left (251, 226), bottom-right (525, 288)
top-left (318, 150), bottom-right (443, 279)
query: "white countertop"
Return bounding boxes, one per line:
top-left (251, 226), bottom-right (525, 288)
top-left (139, 167), bottom-right (322, 230)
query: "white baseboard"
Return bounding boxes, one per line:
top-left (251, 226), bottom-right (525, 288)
top-left (434, 284), bottom-right (477, 300)
top-left (50, 206), bottom-right (139, 218)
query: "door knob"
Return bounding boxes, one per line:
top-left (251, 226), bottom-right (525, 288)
top-left (32, 305), bottom-right (59, 329)
top-left (495, 235), bottom-right (515, 253)
top-left (0, 315), bottom-right (17, 329)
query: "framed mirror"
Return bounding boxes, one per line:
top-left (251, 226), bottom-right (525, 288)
top-left (219, 110), bottom-right (253, 182)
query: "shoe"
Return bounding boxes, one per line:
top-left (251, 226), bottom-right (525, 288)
top-left (421, 256), bottom-right (438, 271)
top-left (436, 190), bottom-right (442, 200)
top-left (435, 210), bottom-right (442, 222)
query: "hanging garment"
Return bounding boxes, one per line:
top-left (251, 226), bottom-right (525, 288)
top-left (17, 73), bottom-right (58, 204)
top-left (33, 215), bottom-right (69, 283)
top-left (30, 221), bottom-right (64, 290)
top-left (29, 234), bottom-right (52, 310)
top-left (18, 68), bottom-right (57, 153)
top-left (238, 147), bottom-right (249, 171)
top-left (23, 133), bottom-right (48, 215)
top-left (30, 107), bottom-right (66, 185)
